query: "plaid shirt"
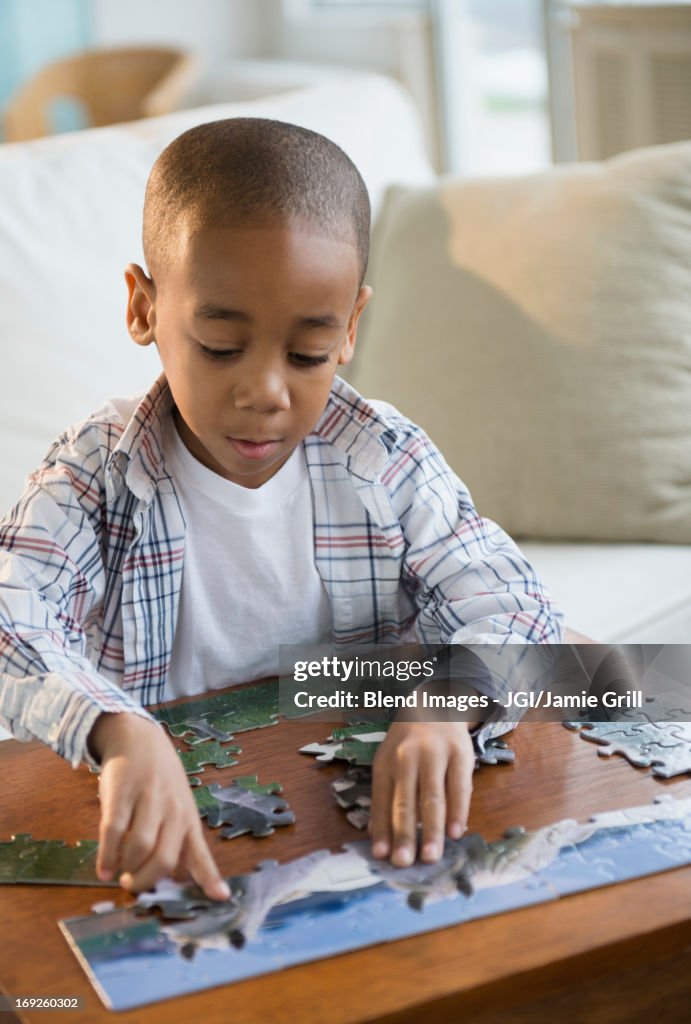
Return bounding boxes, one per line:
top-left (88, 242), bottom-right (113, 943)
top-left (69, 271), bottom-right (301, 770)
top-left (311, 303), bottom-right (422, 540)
top-left (0, 374), bottom-right (562, 767)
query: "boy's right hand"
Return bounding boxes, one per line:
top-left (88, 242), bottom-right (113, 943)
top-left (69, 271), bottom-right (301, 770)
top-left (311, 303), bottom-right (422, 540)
top-left (88, 712), bottom-right (230, 901)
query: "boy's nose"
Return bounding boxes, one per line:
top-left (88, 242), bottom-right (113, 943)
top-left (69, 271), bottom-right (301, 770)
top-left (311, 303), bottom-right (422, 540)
top-left (233, 368), bottom-right (290, 413)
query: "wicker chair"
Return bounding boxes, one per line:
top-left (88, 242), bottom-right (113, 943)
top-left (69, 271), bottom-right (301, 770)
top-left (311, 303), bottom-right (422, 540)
top-left (4, 46), bottom-right (198, 142)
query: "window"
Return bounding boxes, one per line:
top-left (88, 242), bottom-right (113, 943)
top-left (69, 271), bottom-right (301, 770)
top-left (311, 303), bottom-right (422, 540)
top-left (293, 0), bottom-right (551, 174)
top-left (312, 1), bottom-right (423, 6)
top-left (448, 0), bottom-right (550, 173)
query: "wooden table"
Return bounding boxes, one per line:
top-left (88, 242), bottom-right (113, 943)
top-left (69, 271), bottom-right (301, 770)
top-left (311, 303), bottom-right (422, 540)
top-left (2, 705), bottom-right (691, 1024)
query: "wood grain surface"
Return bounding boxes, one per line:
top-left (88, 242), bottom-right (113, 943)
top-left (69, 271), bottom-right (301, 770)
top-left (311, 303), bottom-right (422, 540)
top-left (2, 705), bottom-right (690, 1024)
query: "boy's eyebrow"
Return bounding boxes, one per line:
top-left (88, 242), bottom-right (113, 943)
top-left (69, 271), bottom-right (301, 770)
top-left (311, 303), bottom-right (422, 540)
top-left (194, 303), bottom-right (250, 322)
top-left (194, 304), bottom-right (343, 330)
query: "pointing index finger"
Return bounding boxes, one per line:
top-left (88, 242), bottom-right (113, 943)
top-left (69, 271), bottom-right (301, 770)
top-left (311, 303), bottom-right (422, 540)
top-left (182, 829), bottom-right (231, 902)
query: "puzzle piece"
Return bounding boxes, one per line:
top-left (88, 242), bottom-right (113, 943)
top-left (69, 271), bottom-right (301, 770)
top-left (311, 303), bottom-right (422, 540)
top-left (176, 739), bottom-right (241, 775)
top-left (330, 722), bottom-right (391, 741)
top-left (194, 775), bottom-right (295, 838)
top-left (332, 766), bottom-right (372, 809)
top-left (170, 717), bottom-right (236, 745)
top-left (135, 878), bottom-right (219, 920)
top-left (300, 730), bottom-right (388, 766)
top-left (0, 834), bottom-right (114, 886)
top-left (155, 680), bottom-right (280, 744)
top-left (567, 720), bottom-right (691, 777)
top-left (332, 766), bottom-right (373, 830)
top-left (474, 736), bottom-right (515, 766)
top-left (334, 737), bottom-right (382, 766)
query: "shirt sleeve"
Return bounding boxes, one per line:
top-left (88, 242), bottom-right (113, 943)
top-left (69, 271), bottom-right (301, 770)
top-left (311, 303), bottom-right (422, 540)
top-left (389, 425), bottom-right (563, 642)
top-left (0, 435), bottom-right (157, 769)
top-left (385, 421), bottom-right (563, 716)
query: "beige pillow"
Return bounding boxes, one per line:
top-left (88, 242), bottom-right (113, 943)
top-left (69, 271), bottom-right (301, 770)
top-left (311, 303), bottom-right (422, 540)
top-left (352, 141), bottom-right (691, 542)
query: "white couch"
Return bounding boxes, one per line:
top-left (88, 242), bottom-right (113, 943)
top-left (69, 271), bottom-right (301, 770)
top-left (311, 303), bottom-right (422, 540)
top-left (1, 71), bottom-right (689, 646)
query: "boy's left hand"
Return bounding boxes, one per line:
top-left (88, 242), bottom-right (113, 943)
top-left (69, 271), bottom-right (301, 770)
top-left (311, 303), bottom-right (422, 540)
top-left (369, 721), bottom-right (475, 867)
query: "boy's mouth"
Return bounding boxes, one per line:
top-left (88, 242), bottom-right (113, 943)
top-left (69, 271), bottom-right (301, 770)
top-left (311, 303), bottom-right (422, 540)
top-left (226, 437), bottom-right (282, 460)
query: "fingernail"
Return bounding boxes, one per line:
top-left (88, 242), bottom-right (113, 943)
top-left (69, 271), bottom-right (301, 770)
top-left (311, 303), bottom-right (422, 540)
top-left (394, 845), bottom-right (414, 867)
top-left (372, 840), bottom-right (390, 859)
top-left (422, 841), bottom-right (438, 861)
top-left (448, 821), bottom-right (463, 840)
top-left (214, 881), bottom-right (231, 901)
top-left (98, 868), bottom-right (114, 881)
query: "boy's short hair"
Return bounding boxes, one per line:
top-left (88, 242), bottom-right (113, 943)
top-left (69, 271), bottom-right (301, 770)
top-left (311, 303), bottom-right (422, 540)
top-left (143, 117), bottom-right (371, 285)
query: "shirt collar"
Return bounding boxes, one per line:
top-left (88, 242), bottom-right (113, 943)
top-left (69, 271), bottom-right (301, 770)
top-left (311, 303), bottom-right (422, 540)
top-left (311, 375), bottom-right (399, 480)
top-left (107, 373), bottom-right (173, 505)
top-left (107, 373), bottom-right (399, 504)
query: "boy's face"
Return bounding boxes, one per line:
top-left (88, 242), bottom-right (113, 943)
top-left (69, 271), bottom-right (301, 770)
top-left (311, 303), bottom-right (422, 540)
top-left (126, 220), bottom-right (370, 488)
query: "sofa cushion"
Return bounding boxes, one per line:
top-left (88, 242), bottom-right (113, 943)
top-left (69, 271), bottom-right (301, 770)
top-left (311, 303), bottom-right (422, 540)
top-left (519, 541), bottom-right (691, 642)
top-left (0, 73), bottom-right (433, 516)
top-left (352, 141), bottom-right (691, 542)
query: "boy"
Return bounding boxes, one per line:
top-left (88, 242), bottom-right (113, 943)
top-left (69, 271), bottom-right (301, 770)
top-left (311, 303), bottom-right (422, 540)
top-left (0, 119), bottom-right (562, 902)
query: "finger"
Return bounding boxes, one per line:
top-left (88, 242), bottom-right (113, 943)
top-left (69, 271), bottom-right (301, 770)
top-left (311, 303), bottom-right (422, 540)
top-left (390, 748), bottom-right (418, 867)
top-left (119, 819), bottom-right (182, 894)
top-left (446, 744), bottom-right (474, 839)
top-left (96, 779), bottom-right (134, 882)
top-left (418, 753), bottom-right (446, 863)
top-left (118, 795), bottom-right (164, 879)
top-left (181, 827), bottom-right (231, 902)
top-left (370, 758), bottom-right (394, 859)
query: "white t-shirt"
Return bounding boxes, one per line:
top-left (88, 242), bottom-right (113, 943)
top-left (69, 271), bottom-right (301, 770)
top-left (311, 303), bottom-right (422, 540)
top-left (162, 415), bottom-right (332, 696)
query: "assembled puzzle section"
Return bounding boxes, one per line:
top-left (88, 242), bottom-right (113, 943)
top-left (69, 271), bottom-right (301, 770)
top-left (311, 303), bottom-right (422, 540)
top-left (177, 739), bottom-right (241, 775)
top-left (155, 679), bottom-right (280, 745)
top-left (566, 719), bottom-right (691, 778)
top-left (60, 793), bottom-right (691, 1011)
top-left (0, 834), bottom-right (116, 886)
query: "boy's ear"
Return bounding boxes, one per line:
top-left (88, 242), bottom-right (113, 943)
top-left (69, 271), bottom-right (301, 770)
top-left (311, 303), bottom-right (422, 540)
top-left (125, 263), bottom-right (157, 347)
top-left (338, 285), bottom-right (373, 366)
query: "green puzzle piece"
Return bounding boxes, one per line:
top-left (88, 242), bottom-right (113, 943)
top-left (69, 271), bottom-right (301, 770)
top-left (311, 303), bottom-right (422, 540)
top-left (220, 774), bottom-right (283, 798)
top-left (0, 834), bottom-right (114, 886)
top-left (331, 722), bottom-right (391, 742)
top-left (335, 738), bottom-right (381, 766)
top-left (177, 739), bottom-right (241, 775)
top-left (193, 775), bottom-right (284, 820)
top-left (302, 723), bottom-right (390, 766)
top-left (301, 734), bottom-right (385, 767)
top-left (155, 680), bottom-right (280, 744)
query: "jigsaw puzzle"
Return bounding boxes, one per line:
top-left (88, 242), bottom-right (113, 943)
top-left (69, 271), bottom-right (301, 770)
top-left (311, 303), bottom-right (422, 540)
top-left (177, 739), bottom-right (241, 775)
top-left (154, 680), bottom-right (280, 744)
top-left (565, 720), bottom-right (691, 777)
top-left (0, 834), bottom-right (115, 886)
top-left (59, 793), bottom-right (691, 1010)
top-left (194, 775), bottom-right (295, 838)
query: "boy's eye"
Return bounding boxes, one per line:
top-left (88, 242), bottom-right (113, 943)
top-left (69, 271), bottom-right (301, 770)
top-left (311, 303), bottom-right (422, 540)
top-left (290, 353), bottom-right (330, 367)
top-left (198, 344), bottom-right (239, 360)
top-left (197, 344), bottom-right (329, 367)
